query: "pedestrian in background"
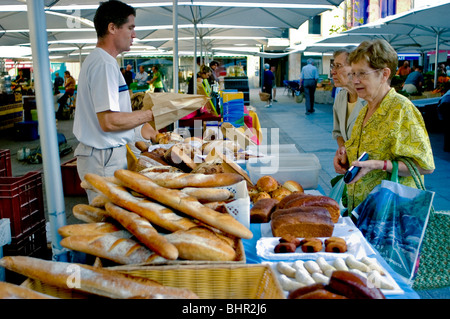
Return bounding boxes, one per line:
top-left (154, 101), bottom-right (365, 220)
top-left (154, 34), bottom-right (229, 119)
top-left (300, 58), bottom-right (319, 115)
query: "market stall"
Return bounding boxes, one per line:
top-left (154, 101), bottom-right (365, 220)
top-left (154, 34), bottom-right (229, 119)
top-left (0, 124), bottom-right (422, 299)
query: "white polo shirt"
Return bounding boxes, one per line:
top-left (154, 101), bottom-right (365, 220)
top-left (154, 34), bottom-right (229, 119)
top-left (73, 47), bottom-right (134, 149)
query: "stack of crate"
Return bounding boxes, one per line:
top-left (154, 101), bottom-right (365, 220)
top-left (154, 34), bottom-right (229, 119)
top-left (0, 149), bottom-right (47, 269)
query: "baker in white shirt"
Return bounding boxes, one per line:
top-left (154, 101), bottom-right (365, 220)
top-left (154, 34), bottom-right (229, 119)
top-left (73, 0), bottom-right (157, 203)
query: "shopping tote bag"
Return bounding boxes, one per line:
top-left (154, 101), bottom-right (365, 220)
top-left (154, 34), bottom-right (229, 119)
top-left (351, 160), bottom-right (435, 285)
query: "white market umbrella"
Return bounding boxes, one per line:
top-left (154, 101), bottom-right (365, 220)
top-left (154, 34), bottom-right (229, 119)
top-left (338, 1), bottom-right (450, 87)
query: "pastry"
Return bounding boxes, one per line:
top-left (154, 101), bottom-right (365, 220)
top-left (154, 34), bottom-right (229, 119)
top-left (299, 238), bottom-right (323, 253)
top-left (274, 242), bottom-right (297, 253)
top-left (282, 180), bottom-right (304, 193)
top-left (325, 237), bottom-right (348, 253)
top-left (270, 187), bottom-right (292, 201)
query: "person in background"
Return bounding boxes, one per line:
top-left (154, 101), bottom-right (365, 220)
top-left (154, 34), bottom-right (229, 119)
top-left (271, 65), bottom-right (278, 102)
top-left (262, 63), bottom-right (274, 108)
top-left (331, 48), bottom-right (366, 170)
top-left (300, 58), bottom-right (319, 115)
top-left (124, 64), bottom-right (133, 88)
top-left (396, 60), bottom-right (411, 76)
top-left (334, 39), bottom-right (434, 212)
top-left (208, 60), bottom-right (220, 84)
top-left (53, 72), bottom-right (64, 95)
top-left (56, 71), bottom-right (76, 120)
top-left (187, 65), bottom-right (211, 94)
top-left (134, 65), bottom-right (148, 86)
top-left (402, 65), bottom-right (424, 94)
top-left (73, 0), bottom-right (156, 203)
top-left (147, 65), bottom-right (164, 92)
top-left (15, 69), bottom-right (28, 83)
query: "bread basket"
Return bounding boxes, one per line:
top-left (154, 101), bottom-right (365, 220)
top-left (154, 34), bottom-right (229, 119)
top-left (22, 264), bottom-right (285, 299)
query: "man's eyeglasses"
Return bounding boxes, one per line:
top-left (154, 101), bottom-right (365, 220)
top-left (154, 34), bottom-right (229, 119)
top-left (348, 69), bottom-right (381, 80)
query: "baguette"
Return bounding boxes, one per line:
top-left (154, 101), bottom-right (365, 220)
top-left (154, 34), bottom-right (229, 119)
top-left (115, 169), bottom-right (253, 239)
top-left (72, 204), bottom-right (109, 223)
top-left (139, 171), bottom-right (243, 188)
top-left (0, 256), bottom-right (198, 299)
top-left (84, 173), bottom-right (197, 233)
top-left (58, 222), bottom-right (123, 237)
top-left (165, 226), bottom-right (237, 261)
top-left (104, 202), bottom-right (178, 260)
top-left (0, 281), bottom-right (57, 299)
top-left (180, 187), bottom-right (234, 202)
top-left (60, 233), bottom-right (156, 265)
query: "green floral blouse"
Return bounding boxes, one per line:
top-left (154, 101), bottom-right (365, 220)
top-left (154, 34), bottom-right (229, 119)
top-left (344, 88), bottom-right (435, 212)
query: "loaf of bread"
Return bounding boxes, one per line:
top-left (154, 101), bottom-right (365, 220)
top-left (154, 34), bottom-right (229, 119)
top-left (180, 187), bottom-right (234, 202)
top-left (0, 281), bottom-right (57, 299)
top-left (327, 271), bottom-right (385, 299)
top-left (90, 194), bottom-right (110, 208)
top-left (72, 204), bottom-right (110, 223)
top-left (277, 193), bottom-right (340, 223)
top-left (104, 202), bottom-right (179, 260)
top-left (139, 171), bottom-right (244, 188)
top-left (270, 187), bottom-right (292, 202)
top-left (60, 233), bottom-right (156, 265)
top-left (84, 173), bottom-right (197, 233)
top-left (0, 256), bottom-right (198, 299)
top-left (250, 198), bottom-right (279, 223)
top-left (58, 222), bottom-right (122, 237)
top-left (114, 169), bottom-right (253, 239)
top-left (271, 207), bottom-right (334, 238)
top-left (165, 226), bottom-right (237, 261)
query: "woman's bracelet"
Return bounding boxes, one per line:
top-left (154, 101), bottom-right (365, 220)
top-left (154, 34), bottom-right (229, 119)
top-left (382, 160), bottom-right (388, 171)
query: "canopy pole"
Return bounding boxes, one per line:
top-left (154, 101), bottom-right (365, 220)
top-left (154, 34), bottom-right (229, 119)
top-left (173, 0), bottom-right (179, 130)
top-left (27, 0), bottom-right (68, 262)
top-left (193, 22), bottom-right (198, 95)
top-left (433, 31), bottom-right (440, 89)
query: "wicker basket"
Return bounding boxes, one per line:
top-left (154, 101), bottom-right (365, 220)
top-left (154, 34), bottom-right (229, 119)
top-left (259, 92), bottom-right (270, 101)
top-left (22, 264), bottom-right (285, 299)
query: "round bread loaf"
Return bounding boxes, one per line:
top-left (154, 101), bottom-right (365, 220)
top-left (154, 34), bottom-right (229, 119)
top-left (283, 180), bottom-right (304, 193)
top-left (256, 175), bottom-right (278, 192)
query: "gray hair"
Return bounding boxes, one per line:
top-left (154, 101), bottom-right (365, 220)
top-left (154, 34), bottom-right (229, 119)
top-left (307, 58), bottom-right (314, 64)
top-left (333, 48), bottom-right (354, 63)
top-left (264, 63), bottom-right (270, 70)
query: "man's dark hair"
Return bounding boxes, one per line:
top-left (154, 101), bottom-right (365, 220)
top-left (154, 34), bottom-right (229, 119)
top-left (209, 60), bottom-right (219, 67)
top-left (94, 0), bottom-right (136, 38)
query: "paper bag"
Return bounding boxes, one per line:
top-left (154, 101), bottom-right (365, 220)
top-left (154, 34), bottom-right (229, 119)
top-left (142, 92), bottom-right (209, 130)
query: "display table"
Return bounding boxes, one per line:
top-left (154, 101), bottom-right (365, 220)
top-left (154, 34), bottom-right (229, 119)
top-left (242, 212), bottom-right (420, 299)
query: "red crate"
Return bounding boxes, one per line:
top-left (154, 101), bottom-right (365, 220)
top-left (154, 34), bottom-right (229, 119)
top-left (2, 221), bottom-right (47, 257)
top-left (0, 171), bottom-right (46, 240)
top-left (0, 149), bottom-right (12, 177)
top-left (61, 157), bottom-right (85, 196)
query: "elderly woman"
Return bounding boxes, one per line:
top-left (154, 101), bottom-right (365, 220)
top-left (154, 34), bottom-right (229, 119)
top-left (334, 39), bottom-right (435, 212)
top-left (331, 48), bottom-right (366, 173)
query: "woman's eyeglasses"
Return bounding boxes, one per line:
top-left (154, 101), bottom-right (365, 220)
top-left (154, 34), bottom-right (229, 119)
top-left (330, 63), bottom-right (346, 70)
top-left (348, 69), bottom-right (381, 80)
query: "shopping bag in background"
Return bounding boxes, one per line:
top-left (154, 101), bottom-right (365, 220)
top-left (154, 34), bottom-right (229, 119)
top-left (351, 161), bottom-right (435, 285)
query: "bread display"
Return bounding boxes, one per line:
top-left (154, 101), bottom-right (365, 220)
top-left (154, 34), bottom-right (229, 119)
top-left (0, 256), bottom-right (198, 299)
top-left (271, 207), bottom-right (334, 238)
